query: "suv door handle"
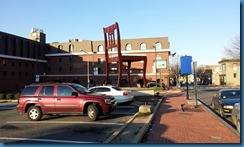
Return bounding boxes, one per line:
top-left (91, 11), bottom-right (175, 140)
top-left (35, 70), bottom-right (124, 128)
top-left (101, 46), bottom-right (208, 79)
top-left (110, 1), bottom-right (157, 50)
top-left (56, 98), bottom-right (61, 101)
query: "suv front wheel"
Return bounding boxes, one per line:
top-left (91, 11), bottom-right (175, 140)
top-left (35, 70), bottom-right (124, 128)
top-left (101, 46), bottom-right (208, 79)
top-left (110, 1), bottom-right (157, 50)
top-left (87, 104), bottom-right (99, 121)
top-left (27, 106), bottom-right (43, 121)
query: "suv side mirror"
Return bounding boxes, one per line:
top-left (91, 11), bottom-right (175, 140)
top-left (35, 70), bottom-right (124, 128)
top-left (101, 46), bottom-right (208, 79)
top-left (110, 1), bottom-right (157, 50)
top-left (71, 92), bottom-right (78, 96)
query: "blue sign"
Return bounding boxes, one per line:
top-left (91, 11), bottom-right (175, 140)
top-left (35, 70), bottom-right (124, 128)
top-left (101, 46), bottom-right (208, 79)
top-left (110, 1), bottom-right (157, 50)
top-left (180, 56), bottom-right (192, 75)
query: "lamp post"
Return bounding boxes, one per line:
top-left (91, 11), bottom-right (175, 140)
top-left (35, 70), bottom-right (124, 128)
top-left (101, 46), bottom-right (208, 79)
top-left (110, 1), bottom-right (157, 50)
top-left (153, 46), bottom-right (157, 83)
top-left (80, 49), bottom-right (90, 89)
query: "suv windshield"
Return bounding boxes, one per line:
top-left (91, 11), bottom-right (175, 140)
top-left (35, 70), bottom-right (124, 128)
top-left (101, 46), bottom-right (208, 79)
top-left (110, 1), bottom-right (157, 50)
top-left (70, 84), bottom-right (88, 94)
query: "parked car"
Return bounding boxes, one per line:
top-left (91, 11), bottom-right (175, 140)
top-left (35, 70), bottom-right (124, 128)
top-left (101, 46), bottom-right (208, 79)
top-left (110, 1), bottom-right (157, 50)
top-left (147, 81), bottom-right (165, 88)
top-left (232, 102), bottom-right (240, 133)
top-left (212, 89), bottom-right (240, 118)
top-left (88, 86), bottom-right (133, 103)
top-left (16, 83), bottom-right (117, 121)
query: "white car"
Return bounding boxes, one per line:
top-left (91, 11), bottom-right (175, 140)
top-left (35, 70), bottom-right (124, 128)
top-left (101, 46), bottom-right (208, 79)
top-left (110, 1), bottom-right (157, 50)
top-left (88, 86), bottom-right (133, 103)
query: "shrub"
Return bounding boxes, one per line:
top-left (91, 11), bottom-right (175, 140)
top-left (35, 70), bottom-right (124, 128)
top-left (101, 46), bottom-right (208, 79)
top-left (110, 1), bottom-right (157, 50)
top-left (6, 94), bottom-right (14, 100)
top-left (0, 93), bottom-right (5, 100)
top-left (14, 93), bottom-right (21, 99)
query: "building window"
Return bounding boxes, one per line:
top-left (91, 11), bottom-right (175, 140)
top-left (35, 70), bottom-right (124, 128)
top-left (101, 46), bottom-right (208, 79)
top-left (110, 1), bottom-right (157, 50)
top-left (233, 63), bottom-right (237, 71)
top-left (98, 68), bottom-right (103, 74)
top-left (58, 45), bottom-right (63, 53)
top-left (26, 42), bottom-right (30, 58)
top-left (155, 42), bottom-right (162, 50)
top-left (70, 66), bottom-right (73, 72)
top-left (222, 64), bottom-right (226, 71)
top-left (59, 57), bottom-right (62, 62)
top-left (37, 44), bottom-right (41, 57)
top-left (11, 61), bottom-right (15, 67)
top-left (69, 44), bottom-right (74, 53)
top-left (140, 43), bottom-right (146, 50)
top-left (32, 43), bottom-right (36, 58)
top-left (125, 43), bottom-right (132, 51)
top-left (3, 60), bottom-right (7, 66)
top-left (13, 38), bottom-right (16, 56)
top-left (59, 67), bottom-right (62, 71)
top-left (20, 40), bottom-right (24, 56)
top-left (3, 71), bottom-right (6, 77)
top-left (234, 73), bottom-right (237, 78)
top-left (19, 62), bottom-right (22, 67)
top-left (98, 45), bottom-right (104, 52)
top-left (5, 36), bottom-right (8, 55)
top-left (69, 56), bottom-right (73, 62)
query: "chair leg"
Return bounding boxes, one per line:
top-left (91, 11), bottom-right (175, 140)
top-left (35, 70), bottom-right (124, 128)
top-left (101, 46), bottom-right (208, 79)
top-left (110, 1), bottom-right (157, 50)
top-left (117, 62), bottom-right (123, 87)
top-left (105, 62), bottom-right (110, 85)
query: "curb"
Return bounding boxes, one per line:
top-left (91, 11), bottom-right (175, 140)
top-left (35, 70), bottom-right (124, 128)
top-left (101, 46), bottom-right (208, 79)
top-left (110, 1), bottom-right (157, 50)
top-left (0, 100), bottom-right (18, 103)
top-left (132, 95), bottom-right (165, 143)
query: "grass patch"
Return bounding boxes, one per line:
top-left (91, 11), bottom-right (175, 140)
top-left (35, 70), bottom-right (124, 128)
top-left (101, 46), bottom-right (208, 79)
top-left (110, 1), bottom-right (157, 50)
top-left (137, 112), bottom-right (152, 117)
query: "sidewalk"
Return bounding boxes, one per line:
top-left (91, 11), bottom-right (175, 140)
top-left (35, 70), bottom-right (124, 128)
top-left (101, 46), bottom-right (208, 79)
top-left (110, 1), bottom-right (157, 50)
top-left (141, 91), bottom-right (240, 143)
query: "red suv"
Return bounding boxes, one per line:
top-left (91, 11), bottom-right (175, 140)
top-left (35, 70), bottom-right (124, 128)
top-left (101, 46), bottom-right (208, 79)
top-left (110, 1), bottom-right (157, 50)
top-left (16, 83), bottom-right (117, 121)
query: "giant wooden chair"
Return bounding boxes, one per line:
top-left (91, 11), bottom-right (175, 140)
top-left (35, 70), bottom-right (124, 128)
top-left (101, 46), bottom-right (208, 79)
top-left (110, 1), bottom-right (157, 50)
top-left (103, 22), bottom-right (147, 87)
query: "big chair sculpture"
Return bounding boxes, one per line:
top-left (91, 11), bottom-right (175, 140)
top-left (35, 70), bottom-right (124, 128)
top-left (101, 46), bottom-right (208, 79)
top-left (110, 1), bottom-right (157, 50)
top-left (103, 22), bottom-right (147, 87)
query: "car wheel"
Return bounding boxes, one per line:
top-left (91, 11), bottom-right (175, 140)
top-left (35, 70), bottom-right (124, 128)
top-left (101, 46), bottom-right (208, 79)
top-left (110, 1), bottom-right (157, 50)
top-left (87, 104), bottom-right (99, 121)
top-left (236, 119), bottom-right (240, 133)
top-left (219, 107), bottom-right (226, 118)
top-left (27, 106), bottom-right (42, 121)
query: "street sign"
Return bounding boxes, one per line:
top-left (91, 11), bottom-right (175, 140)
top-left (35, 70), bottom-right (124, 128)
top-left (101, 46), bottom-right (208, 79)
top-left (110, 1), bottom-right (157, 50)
top-left (156, 60), bottom-right (166, 69)
top-left (180, 56), bottom-right (192, 75)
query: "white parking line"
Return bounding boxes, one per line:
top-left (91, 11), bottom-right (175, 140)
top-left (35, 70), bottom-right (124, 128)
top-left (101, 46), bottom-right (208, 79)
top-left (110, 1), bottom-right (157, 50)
top-left (6, 121), bottom-right (124, 126)
top-left (0, 137), bottom-right (95, 143)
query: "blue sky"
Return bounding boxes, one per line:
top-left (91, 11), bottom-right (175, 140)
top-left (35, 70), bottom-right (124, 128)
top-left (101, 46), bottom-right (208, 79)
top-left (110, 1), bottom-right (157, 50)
top-left (0, 0), bottom-right (240, 66)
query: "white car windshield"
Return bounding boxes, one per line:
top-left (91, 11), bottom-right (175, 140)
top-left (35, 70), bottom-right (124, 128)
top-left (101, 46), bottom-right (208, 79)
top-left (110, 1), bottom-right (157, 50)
top-left (70, 84), bottom-right (88, 94)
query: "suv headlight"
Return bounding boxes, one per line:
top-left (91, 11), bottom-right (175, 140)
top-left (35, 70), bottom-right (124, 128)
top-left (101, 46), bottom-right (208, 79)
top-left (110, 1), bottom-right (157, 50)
top-left (223, 105), bottom-right (233, 109)
top-left (104, 99), bottom-right (112, 104)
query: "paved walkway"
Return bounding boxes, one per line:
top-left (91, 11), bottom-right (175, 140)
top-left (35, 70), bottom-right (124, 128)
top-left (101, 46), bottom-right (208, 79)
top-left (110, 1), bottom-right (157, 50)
top-left (141, 91), bottom-right (240, 143)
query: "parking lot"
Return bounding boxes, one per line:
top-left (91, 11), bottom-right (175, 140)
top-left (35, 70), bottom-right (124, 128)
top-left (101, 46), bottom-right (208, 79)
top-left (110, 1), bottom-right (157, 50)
top-left (0, 95), bottom-right (160, 143)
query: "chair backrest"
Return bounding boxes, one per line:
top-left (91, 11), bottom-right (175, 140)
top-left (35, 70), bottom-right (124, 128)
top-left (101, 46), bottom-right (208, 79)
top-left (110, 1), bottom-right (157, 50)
top-left (103, 22), bottom-right (122, 61)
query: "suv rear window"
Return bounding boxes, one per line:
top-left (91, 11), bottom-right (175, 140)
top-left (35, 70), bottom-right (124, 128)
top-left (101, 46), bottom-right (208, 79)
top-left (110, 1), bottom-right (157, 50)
top-left (21, 86), bottom-right (39, 96)
top-left (39, 86), bottom-right (54, 96)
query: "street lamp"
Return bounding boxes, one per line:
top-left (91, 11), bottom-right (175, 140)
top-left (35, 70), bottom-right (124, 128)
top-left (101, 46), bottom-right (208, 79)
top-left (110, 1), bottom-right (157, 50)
top-left (80, 49), bottom-right (90, 89)
top-left (153, 46), bottom-right (157, 83)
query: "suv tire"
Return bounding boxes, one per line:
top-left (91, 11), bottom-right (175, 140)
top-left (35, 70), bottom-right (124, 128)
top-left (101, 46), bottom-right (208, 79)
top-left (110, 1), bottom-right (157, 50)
top-left (87, 104), bottom-right (99, 121)
top-left (27, 106), bottom-right (43, 121)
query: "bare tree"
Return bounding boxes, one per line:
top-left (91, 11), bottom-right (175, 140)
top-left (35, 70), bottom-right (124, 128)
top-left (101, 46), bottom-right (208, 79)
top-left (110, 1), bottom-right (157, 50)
top-left (224, 34), bottom-right (240, 59)
top-left (196, 66), bottom-right (205, 83)
top-left (169, 54), bottom-right (181, 86)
